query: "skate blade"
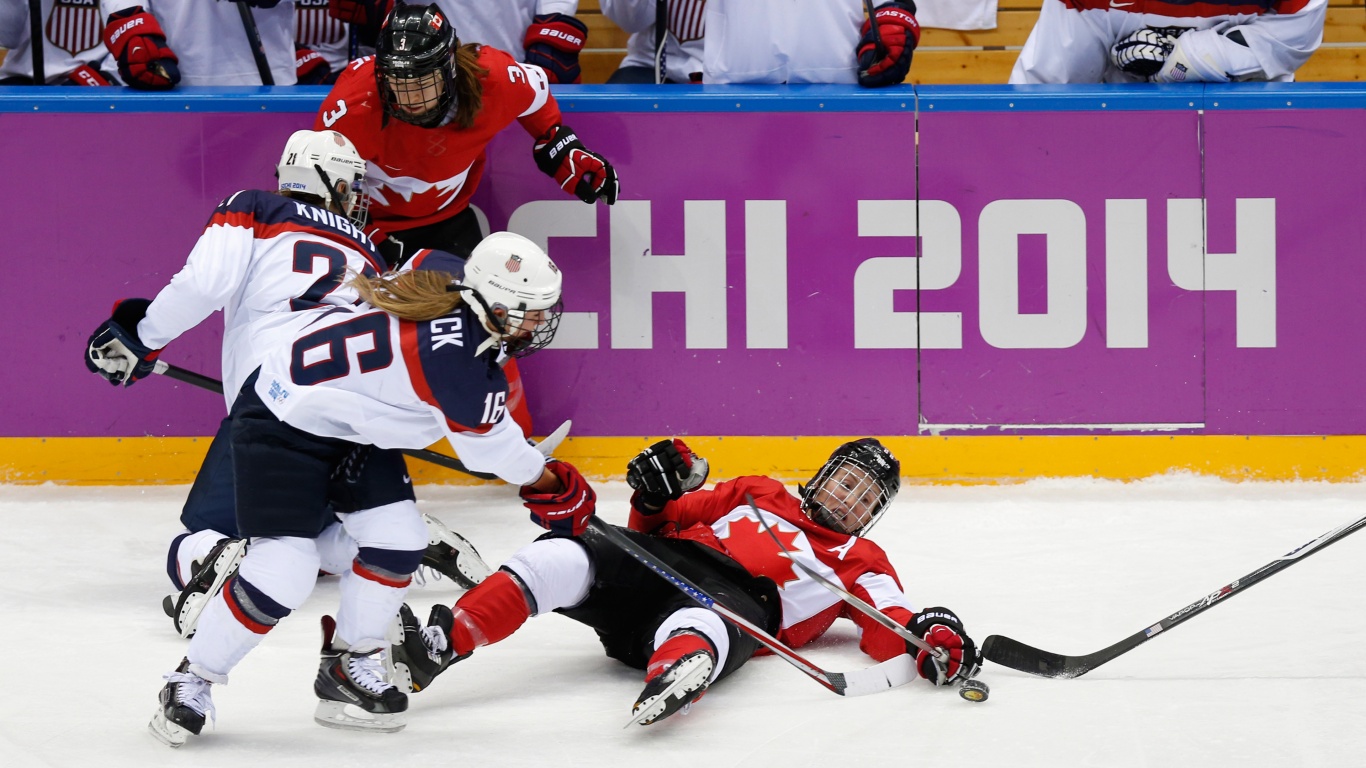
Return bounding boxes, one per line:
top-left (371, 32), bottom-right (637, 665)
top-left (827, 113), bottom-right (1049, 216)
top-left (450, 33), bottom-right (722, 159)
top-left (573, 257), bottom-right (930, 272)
top-left (175, 540), bottom-right (247, 638)
top-left (148, 712), bottom-right (191, 747)
top-left (624, 656), bottom-right (710, 728)
top-left (313, 700), bottom-right (407, 733)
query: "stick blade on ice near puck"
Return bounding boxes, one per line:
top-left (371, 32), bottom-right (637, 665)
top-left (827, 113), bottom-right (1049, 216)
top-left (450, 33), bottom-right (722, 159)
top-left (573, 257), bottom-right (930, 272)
top-left (959, 679), bottom-right (989, 702)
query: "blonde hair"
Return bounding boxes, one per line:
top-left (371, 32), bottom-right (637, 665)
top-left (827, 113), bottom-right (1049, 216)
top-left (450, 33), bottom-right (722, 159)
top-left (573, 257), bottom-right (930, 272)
top-left (350, 270), bottom-right (464, 321)
top-left (452, 44), bottom-right (488, 130)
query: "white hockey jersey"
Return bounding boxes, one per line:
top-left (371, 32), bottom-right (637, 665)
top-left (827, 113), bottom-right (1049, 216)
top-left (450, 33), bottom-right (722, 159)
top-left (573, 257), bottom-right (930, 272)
top-left (1011, 0), bottom-right (1327, 84)
top-left (248, 249), bottom-right (547, 486)
top-left (918, 0), bottom-right (997, 31)
top-left (100, 0), bottom-right (297, 85)
top-left (702, 0), bottom-right (864, 84)
top-left (630, 476), bottom-right (919, 661)
top-left (0, 0), bottom-right (117, 83)
top-left (295, 0), bottom-right (349, 71)
top-left (137, 189), bottom-right (385, 410)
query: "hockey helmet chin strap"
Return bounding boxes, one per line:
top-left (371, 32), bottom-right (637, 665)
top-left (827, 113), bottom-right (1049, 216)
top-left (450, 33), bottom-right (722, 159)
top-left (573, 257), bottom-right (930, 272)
top-left (314, 163), bottom-right (349, 217)
top-left (447, 283), bottom-right (511, 357)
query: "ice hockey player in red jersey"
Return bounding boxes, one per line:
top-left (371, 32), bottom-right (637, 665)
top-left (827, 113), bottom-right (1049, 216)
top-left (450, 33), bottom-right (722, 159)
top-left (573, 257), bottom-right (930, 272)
top-left (316, 3), bottom-right (616, 266)
top-left (389, 438), bottom-right (981, 725)
top-left (317, 3), bottom-right (615, 439)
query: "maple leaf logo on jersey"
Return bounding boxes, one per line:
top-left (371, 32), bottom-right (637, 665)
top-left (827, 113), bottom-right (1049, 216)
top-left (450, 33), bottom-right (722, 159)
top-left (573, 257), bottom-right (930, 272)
top-left (365, 162), bottom-right (471, 212)
top-left (720, 515), bottom-right (802, 587)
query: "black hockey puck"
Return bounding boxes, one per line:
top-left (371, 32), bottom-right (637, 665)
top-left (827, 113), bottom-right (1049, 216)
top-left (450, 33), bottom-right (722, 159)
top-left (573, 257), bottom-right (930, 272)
top-left (959, 678), bottom-right (990, 702)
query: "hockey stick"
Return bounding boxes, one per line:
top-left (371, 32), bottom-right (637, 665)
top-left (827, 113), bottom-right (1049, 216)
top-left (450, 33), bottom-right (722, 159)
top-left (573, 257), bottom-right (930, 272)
top-left (585, 516), bottom-right (918, 698)
top-left (745, 497), bottom-right (990, 701)
top-left (150, 360), bottom-right (570, 481)
top-left (235, 1), bottom-right (275, 85)
top-left (982, 511), bottom-right (1366, 679)
top-left (652, 0), bottom-right (666, 84)
top-left (27, 0), bottom-right (43, 84)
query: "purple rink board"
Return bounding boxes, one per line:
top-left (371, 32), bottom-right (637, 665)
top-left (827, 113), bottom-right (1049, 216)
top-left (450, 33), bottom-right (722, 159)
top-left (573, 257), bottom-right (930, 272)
top-left (3, 104), bottom-right (1365, 438)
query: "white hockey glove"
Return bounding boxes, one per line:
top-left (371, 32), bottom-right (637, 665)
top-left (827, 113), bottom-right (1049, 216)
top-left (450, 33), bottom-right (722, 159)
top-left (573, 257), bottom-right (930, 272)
top-left (1110, 28), bottom-right (1180, 79)
top-left (1152, 32), bottom-right (1234, 84)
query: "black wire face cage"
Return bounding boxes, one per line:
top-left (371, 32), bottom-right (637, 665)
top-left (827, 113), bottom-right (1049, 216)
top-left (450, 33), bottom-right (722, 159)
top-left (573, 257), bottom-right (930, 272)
top-left (801, 451), bottom-right (900, 536)
top-left (500, 299), bottom-right (564, 358)
top-left (377, 55), bottom-right (457, 128)
top-left (314, 164), bottom-right (371, 229)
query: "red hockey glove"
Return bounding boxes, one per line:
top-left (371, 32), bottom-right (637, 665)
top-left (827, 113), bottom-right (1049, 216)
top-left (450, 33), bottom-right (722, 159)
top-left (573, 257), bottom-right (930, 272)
top-left (907, 606), bottom-right (981, 686)
top-left (533, 124), bottom-right (620, 205)
top-left (856, 1), bottom-right (920, 88)
top-left (295, 44), bottom-right (333, 85)
top-left (523, 13), bottom-right (587, 84)
top-left (626, 439), bottom-right (710, 511)
top-left (328, 0), bottom-right (393, 30)
top-left (103, 6), bottom-right (179, 90)
top-left (85, 298), bottom-right (162, 387)
top-left (67, 65), bottom-right (112, 86)
top-left (521, 460), bottom-right (597, 536)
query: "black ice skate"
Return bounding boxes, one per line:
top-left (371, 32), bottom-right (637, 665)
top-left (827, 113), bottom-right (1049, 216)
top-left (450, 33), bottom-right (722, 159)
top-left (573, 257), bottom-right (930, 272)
top-left (314, 615), bottom-right (408, 733)
top-left (148, 658), bottom-right (220, 747)
top-left (167, 537), bottom-right (247, 638)
top-left (390, 602), bottom-right (467, 693)
top-left (628, 647), bottom-right (715, 727)
top-left (419, 513), bottom-right (492, 589)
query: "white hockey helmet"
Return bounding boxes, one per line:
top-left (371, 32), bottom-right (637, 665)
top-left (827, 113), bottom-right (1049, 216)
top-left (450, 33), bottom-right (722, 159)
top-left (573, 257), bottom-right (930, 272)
top-left (277, 129), bottom-right (369, 225)
top-left (462, 232), bottom-right (563, 357)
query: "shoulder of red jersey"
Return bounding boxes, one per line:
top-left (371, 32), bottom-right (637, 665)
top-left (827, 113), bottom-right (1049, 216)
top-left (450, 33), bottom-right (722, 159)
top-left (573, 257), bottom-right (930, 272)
top-left (206, 190), bottom-right (385, 275)
top-left (316, 58), bottom-right (383, 155)
top-left (397, 302), bottom-right (506, 433)
top-left (473, 44), bottom-right (554, 121)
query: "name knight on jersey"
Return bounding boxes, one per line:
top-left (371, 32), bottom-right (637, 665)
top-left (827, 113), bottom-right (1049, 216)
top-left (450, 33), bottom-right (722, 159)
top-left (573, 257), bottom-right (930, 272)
top-left (292, 202), bottom-right (374, 246)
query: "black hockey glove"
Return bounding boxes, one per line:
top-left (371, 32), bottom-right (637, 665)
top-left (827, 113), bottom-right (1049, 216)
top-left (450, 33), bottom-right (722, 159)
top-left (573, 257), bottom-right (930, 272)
top-left (533, 124), bottom-right (620, 205)
top-left (627, 439), bottom-right (709, 511)
top-left (86, 298), bottom-right (161, 387)
top-left (1110, 27), bottom-right (1184, 79)
top-left (907, 606), bottom-right (981, 686)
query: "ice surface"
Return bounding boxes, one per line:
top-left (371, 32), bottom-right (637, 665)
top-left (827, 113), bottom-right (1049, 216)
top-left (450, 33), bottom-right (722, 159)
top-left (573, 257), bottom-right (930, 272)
top-left (3, 477), bottom-right (1364, 767)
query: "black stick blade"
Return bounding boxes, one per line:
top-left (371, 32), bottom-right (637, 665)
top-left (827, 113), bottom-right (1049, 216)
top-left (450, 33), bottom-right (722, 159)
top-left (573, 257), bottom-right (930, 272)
top-left (982, 635), bottom-right (1091, 679)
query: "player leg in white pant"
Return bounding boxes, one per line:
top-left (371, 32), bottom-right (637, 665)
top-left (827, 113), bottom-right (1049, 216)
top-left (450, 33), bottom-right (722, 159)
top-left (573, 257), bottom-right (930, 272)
top-left (149, 536), bottom-right (321, 746)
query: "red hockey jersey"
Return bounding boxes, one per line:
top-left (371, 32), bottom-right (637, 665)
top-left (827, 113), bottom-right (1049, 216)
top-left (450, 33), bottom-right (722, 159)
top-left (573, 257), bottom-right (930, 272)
top-left (315, 47), bottom-right (562, 233)
top-left (629, 477), bottom-right (918, 662)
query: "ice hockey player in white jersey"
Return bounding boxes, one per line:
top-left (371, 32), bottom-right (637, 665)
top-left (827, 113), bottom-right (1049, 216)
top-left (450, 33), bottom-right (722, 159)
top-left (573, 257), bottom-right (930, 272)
top-left (702, 0), bottom-right (921, 88)
top-left (121, 231), bottom-right (594, 745)
top-left (85, 129), bottom-right (383, 631)
top-left (99, 0), bottom-right (297, 88)
top-left (388, 439), bottom-right (981, 725)
top-left (326, 0), bottom-right (587, 82)
top-left (1010, 0), bottom-right (1327, 84)
top-left (86, 129), bottom-right (493, 648)
top-left (0, 0), bottom-right (120, 85)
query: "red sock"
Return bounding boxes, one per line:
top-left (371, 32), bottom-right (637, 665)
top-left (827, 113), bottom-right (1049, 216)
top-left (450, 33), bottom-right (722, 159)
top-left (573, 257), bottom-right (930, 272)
top-left (449, 571), bottom-right (532, 655)
top-left (645, 631), bottom-right (714, 683)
